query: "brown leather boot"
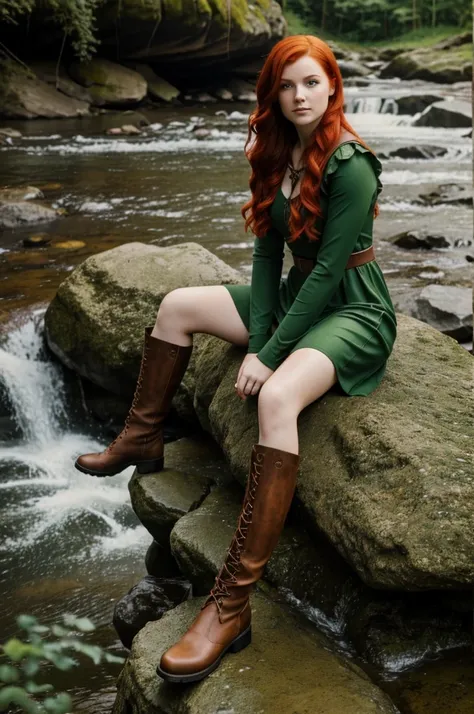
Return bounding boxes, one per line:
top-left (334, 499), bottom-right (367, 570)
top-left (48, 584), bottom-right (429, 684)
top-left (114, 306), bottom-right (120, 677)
top-left (74, 327), bottom-right (193, 477)
top-left (156, 443), bottom-right (300, 683)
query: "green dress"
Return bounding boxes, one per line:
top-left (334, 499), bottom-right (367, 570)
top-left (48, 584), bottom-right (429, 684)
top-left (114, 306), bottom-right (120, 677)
top-left (224, 141), bottom-right (398, 397)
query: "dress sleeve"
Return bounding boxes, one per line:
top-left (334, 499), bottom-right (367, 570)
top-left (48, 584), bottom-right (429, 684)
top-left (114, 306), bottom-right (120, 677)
top-left (247, 226), bottom-right (285, 354)
top-left (256, 151), bottom-right (377, 370)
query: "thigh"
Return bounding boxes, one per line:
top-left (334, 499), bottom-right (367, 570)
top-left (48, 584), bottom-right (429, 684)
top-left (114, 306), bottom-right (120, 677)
top-left (160, 285), bottom-right (249, 346)
top-left (224, 284), bottom-right (279, 335)
top-left (261, 347), bottom-right (338, 415)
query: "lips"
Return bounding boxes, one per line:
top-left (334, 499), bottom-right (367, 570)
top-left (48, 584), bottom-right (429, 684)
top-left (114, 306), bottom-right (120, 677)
top-left (294, 108), bottom-right (310, 113)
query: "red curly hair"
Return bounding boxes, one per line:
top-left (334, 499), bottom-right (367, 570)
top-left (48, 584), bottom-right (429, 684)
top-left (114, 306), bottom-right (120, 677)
top-left (241, 34), bottom-right (380, 244)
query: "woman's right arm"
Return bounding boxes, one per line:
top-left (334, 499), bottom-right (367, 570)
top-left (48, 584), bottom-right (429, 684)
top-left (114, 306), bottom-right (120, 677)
top-left (247, 226), bottom-right (285, 354)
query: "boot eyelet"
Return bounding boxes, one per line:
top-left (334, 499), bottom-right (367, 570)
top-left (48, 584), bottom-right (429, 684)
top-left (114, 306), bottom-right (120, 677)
top-left (275, 460), bottom-right (282, 468)
top-left (256, 453), bottom-right (263, 462)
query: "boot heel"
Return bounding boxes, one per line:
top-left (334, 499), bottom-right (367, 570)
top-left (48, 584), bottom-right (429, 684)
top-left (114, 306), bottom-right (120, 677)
top-left (228, 626), bottom-right (251, 654)
top-left (136, 457), bottom-right (164, 474)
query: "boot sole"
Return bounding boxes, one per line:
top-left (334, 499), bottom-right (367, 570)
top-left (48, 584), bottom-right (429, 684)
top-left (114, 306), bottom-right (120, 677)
top-left (156, 624), bottom-right (252, 684)
top-left (74, 457), bottom-right (164, 478)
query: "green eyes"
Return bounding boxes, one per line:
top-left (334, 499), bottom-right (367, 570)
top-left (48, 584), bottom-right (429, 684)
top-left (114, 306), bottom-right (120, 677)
top-left (280, 80), bottom-right (319, 89)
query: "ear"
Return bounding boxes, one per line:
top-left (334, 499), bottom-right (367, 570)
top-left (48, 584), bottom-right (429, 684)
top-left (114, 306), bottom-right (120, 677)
top-left (329, 84), bottom-right (335, 96)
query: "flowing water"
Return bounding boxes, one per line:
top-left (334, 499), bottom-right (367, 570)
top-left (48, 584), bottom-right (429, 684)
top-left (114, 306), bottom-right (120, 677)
top-left (0, 77), bottom-right (472, 712)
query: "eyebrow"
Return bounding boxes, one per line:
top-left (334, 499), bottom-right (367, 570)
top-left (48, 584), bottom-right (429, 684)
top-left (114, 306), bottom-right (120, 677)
top-left (280, 74), bottom-right (320, 81)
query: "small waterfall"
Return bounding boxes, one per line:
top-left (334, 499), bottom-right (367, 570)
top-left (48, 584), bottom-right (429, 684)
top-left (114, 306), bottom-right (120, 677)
top-left (345, 96), bottom-right (399, 114)
top-left (0, 313), bottom-right (67, 444)
top-left (0, 313), bottom-right (145, 559)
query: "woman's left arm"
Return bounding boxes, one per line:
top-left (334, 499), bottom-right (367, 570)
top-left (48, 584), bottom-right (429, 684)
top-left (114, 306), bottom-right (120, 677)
top-left (256, 152), bottom-right (377, 371)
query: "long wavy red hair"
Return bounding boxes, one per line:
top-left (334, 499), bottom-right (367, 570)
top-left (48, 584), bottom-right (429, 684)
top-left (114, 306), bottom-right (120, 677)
top-left (241, 34), bottom-right (380, 243)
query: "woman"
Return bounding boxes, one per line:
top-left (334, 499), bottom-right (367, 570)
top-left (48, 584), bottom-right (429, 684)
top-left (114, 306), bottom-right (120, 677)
top-left (75, 35), bottom-right (397, 682)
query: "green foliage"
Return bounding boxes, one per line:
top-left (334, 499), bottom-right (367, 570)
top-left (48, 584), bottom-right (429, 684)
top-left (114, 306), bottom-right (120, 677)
top-left (0, 0), bottom-right (104, 59)
top-left (0, 613), bottom-right (125, 714)
top-left (285, 0), bottom-right (471, 42)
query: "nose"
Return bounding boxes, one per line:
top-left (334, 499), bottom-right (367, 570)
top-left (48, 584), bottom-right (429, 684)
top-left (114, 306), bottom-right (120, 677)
top-left (294, 84), bottom-right (306, 103)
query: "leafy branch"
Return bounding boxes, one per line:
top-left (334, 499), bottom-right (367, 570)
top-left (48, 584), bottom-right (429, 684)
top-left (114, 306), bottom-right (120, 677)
top-left (0, 614), bottom-right (124, 714)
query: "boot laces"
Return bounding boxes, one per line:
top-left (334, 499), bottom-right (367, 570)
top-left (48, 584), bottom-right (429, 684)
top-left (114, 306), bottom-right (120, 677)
top-left (105, 349), bottom-right (149, 453)
top-left (206, 455), bottom-right (261, 614)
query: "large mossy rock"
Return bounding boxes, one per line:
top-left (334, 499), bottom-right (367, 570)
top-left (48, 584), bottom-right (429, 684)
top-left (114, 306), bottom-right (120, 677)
top-left (44, 242), bottom-right (243, 423)
top-left (68, 58), bottom-right (147, 107)
top-left (162, 483), bottom-right (472, 670)
top-left (193, 313), bottom-right (474, 591)
top-left (0, 60), bottom-right (90, 119)
top-left (380, 43), bottom-right (472, 83)
top-left (112, 592), bottom-right (398, 714)
top-left (96, 0), bottom-right (286, 69)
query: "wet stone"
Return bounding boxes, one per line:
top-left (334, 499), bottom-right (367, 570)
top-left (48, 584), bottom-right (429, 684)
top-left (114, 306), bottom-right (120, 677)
top-left (128, 436), bottom-right (227, 544)
top-left (113, 574), bottom-right (192, 649)
top-left (112, 591), bottom-right (398, 714)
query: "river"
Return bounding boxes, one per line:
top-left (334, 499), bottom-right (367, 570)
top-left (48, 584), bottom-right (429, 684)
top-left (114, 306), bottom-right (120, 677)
top-left (0, 75), bottom-right (472, 713)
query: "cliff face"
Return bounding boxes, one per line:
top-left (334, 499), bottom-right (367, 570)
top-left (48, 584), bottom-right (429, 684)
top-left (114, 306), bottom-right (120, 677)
top-left (0, 0), bottom-right (285, 79)
top-left (95, 0), bottom-right (285, 74)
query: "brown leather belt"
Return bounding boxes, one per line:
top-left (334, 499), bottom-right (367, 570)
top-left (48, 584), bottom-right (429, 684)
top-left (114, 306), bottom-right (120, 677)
top-left (292, 245), bottom-right (375, 275)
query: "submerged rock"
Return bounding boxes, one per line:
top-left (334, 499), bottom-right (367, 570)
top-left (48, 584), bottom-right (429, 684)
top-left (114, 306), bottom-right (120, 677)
top-left (418, 183), bottom-right (472, 208)
top-left (387, 230), bottom-right (450, 250)
top-left (387, 145), bottom-right (448, 160)
top-left (112, 592), bottom-right (398, 714)
top-left (0, 201), bottom-right (60, 228)
top-left (0, 186), bottom-right (44, 202)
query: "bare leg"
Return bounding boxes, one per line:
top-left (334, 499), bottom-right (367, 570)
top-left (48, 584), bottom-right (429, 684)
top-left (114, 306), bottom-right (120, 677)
top-left (151, 286), bottom-right (249, 347)
top-left (257, 347), bottom-right (338, 454)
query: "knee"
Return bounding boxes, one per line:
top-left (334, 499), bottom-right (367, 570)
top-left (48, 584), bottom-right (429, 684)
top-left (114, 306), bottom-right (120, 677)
top-left (157, 288), bottom-right (188, 323)
top-left (258, 381), bottom-right (297, 425)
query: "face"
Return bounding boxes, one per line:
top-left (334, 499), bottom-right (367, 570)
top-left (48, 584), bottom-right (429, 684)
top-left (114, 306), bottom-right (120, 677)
top-left (277, 54), bottom-right (335, 130)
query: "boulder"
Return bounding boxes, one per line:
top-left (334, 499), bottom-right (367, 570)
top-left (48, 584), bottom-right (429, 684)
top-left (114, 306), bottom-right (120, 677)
top-left (95, 0), bottom-right (286, 70)
top-left (128, 64), bottom-right (180, 103)
top-left (432, 31), bottom-right (472, 50)
top-left (387, 145), bottom-right (448, 160)
top-left (396, 94), bottom-right (443, 115)
top-left (30, 61), bottom-right (94, 104)
top-left (68, 58), bottom-right (147, 107)
top-left (194, 313), bottom-right (473, 590)
top-left (418, 183), bottom-right (472, 208)
top-left (337, 59), bottom-right (372, 78)
top-left (44, 242), bottom-right (244, 423)
top-left (113, 575), bottom-right (192, 649)
top-left (0, 201), bottom-right (60, 229)
top-left (0, 186), bottom-right (44, 202)
top-left (414, 284), bottom-right (472, 342)
top-left (0, 59), bottom-right (90, 119)
top-left (413, 100), bottom-right (471, 128)
top-left (128, 434), bottom-right (226, 543)
top-left (380, 45), bottom-right (472, 83)
top-left (112, 592), bottom-right (399, 714)
top-left (387, 230), bottom-right (450, 250)
top-left (166, 483), bottom-right (472, 669)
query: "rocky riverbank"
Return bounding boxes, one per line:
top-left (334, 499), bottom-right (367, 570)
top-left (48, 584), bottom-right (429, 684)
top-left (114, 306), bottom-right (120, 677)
top-left (0, 29), bottom-right (471, 119)
top-left (42, 240), bottom-right (473, 712)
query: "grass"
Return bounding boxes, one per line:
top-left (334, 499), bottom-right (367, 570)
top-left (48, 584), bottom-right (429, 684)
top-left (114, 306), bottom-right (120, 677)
top-left (283, 16), bottom-right (470, 53)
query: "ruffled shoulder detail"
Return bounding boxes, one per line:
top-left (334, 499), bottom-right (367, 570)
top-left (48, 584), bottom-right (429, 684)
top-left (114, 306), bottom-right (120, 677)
top-left (323, 141), bottom-right (383, 198)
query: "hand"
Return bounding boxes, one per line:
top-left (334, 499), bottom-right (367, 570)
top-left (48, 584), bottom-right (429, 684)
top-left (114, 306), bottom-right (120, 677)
top-left (235, 353), bottom-right (274, 401)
